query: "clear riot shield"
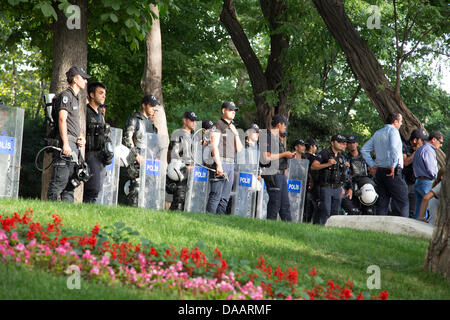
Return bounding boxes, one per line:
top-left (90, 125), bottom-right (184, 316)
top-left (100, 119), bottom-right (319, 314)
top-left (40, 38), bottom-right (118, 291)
top-left (0, 105), bottom-right (24, 199)
top-left (287, 158), bottom-right (309, 223)
top-left (138, 132), bottom-right (167, 210)
top-left (231, 147), bottom-right (259, 218)
top-left (96, 127), bottom-right (122, 206)
top-left (255, 180), bottom-right (269, 220)
top-left (184, 128), bottom-right (210, 213)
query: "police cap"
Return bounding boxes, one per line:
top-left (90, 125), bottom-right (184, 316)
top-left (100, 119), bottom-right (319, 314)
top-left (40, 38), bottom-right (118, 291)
top-left (409, 128), bottom-right (428, 141)
top-left (221, 101), bottom-right (239, 111)
top-left (141, 94), bottom-right (160, 106)
top-left (331, 134), bottom-right (347, 143)
top-left (347, 135), bottom-right (358, 143)
top-left (271, 114), bottom-right (289, 127)
top-left (292, 139), bottom-right (305, 148)
top-left (66, 66), bottom-right (91, 82)
top-left (202, 120), bottom-right (214, 130)
top-left (305, 138), bottom-right (317, 146)
top-left (247, 123), bottom-right (260, 132)
top-left (183, 111), bottom-right (199, 121)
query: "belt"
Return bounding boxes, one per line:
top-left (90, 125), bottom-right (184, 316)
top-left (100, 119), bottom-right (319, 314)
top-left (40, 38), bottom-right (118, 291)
top-left (416, 176), bottom-right (433, 180)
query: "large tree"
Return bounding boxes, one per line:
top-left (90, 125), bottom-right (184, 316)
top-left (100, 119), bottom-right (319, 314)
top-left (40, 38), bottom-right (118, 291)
top-left (220, 0), bottom-right (291, 129)
top-left (41, 0), bottom-right (89, 202)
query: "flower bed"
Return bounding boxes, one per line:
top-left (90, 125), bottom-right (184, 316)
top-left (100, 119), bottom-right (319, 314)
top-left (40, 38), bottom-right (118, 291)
top-left (0, 210), bottom-right (388, 300)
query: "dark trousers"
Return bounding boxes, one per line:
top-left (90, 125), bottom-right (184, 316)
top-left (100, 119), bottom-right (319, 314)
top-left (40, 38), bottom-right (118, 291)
top-left (264, 174), bottom-right (292, 222)
top-left (206, 162), bottom-right (235, 214)
top-left (375, 168), bottom-right (409, 217)
top-left (319, 186), bottom-right (342, 225)
top-left (83, 152), bottom-right (106, 203)
top-left (169, 179), bottom-right (187, 211)
top-left (47, 141), bottom-right (79, 202)
top-left (304, 190), bottom-right (319, 223)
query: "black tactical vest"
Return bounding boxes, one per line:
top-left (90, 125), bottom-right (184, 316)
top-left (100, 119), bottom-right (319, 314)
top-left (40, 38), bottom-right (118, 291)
top-left (86, 104), bottom-right (106, 152)
top-left (320, 148), bottom-right (346, 185)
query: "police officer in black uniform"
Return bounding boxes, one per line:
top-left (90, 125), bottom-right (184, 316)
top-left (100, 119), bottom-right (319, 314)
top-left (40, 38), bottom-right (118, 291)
top-left (303, 138), bottom-right (319, 223)
top-left (47, 66), bottom-right (90, 202)
top-left (311, 134), bottom-right (351, 225)
top-left (167, 111), bottom-right (199, 210)
top-left (341, 135), bottom-right (375, 215)
top-left (83, 82), bottom-right (113, 203)
top-left (123, 94), bottom-right (159, 206)
top-left (260, 114), bottom-right (295, 222)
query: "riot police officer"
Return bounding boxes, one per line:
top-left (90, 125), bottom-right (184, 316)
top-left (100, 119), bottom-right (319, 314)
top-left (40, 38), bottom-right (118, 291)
top-left (206, 101), bottom-right (244, 214)
top-left (83, 82), bottom-right (113, 203)
top-left (311, 134), bottom-right (351, 225)
top-left (260, 114), bottom-right (295, 222)
top-left (167, 111), bottom-right (199, 210)
top-left (47, 66), bottom-right (90, 202)
top-left (341, 135), bottom-right (376, 215)
top-left (303, 138), bottom-right (319, 223)
top-left (123, 94), bottom-right (159, 206)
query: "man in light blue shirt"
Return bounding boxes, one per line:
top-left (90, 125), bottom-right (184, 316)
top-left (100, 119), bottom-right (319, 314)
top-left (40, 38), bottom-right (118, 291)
top-left (412, 130), bottom-right (444, 220)
top-left (361, 113), bottom-right (409, 217)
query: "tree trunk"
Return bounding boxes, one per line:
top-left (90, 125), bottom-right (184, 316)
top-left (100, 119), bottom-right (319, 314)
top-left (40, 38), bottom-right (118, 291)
top-left (220, 0), bottom-right (290, 129)
top-left (313, 0), bottom-right (448, 278)
top-left (141, 4), bottom-right (169, 208)
top-left (311, 0), bottom-right (445, 168)
top-left (425, 142), bottom-right (450, 279)
top-left (141, 4), bottom-right (168, 138)
top-left (41, 0), bottom-right (88, 202)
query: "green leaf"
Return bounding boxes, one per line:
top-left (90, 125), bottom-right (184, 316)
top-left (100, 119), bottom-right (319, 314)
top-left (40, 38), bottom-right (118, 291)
top-left (39, 2), bottom-right (57, 20)
top-left (8, 0), bottom-right (21, 5)
top-left (114, 222), bottom-right (125, 229)
top-left (110, 13), bottom-right (118, 23)
top-left (193, 240), bottom-right (206, 250)
top-left (124, 18), bottom-right (134, 28)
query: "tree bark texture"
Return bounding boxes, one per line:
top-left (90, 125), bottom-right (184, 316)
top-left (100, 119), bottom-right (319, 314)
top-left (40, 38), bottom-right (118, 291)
top-left (312, 0), bottom-right (445, 168)
top-left (141, 4), bottom-right (169, 139)
top-left (141, 4), bottom-right (169, 209)
top-left (220, 0), bottom-right (290, 129)
top-left (41, 0), bottom-right (88, 202)
top-left (425, 142), bottom-right (450, 279)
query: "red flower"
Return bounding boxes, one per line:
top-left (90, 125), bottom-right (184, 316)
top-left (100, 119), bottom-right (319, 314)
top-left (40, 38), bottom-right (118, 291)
top-left (309, 267), bottom-right (317, 277)
top-left (379, 290), bottom-right (389, 300)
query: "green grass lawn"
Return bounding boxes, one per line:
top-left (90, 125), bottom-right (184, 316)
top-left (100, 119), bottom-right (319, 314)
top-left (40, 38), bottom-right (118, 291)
top-left (0, 198), bottom-right (449, 300)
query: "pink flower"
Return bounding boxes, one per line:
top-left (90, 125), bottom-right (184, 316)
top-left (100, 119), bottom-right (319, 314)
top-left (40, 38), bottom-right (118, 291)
top-left (28, 239), bottom-right (36, 247)
top-left (10, 232), bottom-right (19, 241)
top-left (0, 230), bottom-right (7, 241)
top-left (90, 266), bottom-right (100, 275)
top-left (100, 255), bottom-right (110, 266)
top-left (15, 243), bottom-right (25, 252)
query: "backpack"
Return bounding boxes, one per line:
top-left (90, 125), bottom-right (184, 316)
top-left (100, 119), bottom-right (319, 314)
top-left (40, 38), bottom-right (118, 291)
top-left (44, 93), bottom-right (62, 148)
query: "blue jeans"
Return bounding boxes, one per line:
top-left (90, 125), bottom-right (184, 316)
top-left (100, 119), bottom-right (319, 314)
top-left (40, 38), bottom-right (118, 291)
top-left (206, 162), bottom-right (235, 214)
top-left (319, 186), bottom-right (342, 225)
top-left (414, 179), bottom-right (433, 219)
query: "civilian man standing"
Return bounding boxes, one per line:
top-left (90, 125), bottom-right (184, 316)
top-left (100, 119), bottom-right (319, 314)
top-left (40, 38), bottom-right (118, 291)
top-left (361, 113), bottom-right (408, 217)
top-left (412, 130), bottom-right (444, 219)
top-left (206, 101), bottom-right (243, 214)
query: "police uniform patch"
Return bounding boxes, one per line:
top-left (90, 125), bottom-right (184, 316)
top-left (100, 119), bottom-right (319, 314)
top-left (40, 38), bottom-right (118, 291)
top-left (211, 125), bottom-right (216, 132)
top-left (62, 96), bottom-right (68, 104)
